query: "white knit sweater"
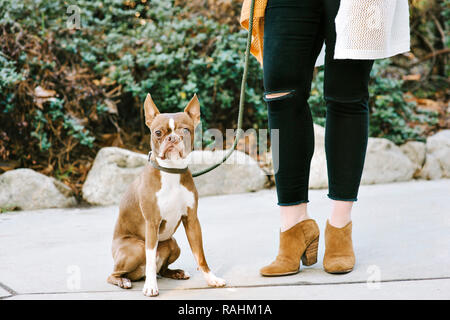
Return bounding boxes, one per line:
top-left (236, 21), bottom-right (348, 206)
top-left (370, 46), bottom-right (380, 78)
top-left (315, 0), bottom-right (411, 67)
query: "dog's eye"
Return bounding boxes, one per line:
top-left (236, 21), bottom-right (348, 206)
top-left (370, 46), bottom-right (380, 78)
top-left (154, 130), bottom-right (162, 137)
top-left (183, 128), bottom-right (190, 134)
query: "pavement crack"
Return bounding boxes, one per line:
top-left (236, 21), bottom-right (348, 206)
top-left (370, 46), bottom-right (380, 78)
top-left (177, 276), bottom-right (450, 291)
top-left (0, 281), bottom-right (18, 297)
top-left (4, 276), bottom-right (450, 298)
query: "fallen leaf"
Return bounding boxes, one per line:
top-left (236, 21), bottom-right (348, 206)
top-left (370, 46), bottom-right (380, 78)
top-left (34, 86), bottom-right (56, 98)
top-left (416, 98), bottom-right (443, 113)
top-left (402, 74), bottom-right (421, 81)
top-left (33, 86), bottom-right (58, 109)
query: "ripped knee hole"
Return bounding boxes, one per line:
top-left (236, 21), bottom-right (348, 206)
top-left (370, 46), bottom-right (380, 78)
top-left (263, 89), bottom-right (296, 102)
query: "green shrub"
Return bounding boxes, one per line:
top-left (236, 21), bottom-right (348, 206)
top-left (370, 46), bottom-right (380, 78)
top-left (367, 60), bottom-right (438, 144)
top-left (0, 0), bottom-right (265, 147)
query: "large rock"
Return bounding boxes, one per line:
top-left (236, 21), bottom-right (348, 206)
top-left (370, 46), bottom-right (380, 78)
top-left (189, 150), bottom-right (267, 197)
top-left (399, 141), bottom-right (426, 178)
top-left (82, 147), bottom-right (147, 206)
top-left (361, 138), bottom-right (415, 184)
top-left (419, 153), bottom-right (443, 180)
top-left (0, 169), bottom-right (76, 211)
top-left (423, 130), bottom-right (450, 178)
top-left (82, 147), bottom-right (268, 206)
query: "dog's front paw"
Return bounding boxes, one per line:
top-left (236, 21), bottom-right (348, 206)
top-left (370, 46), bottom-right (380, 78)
top-left (142, 281), bottom-right (159, 297)
top-left (204, 272), bottom-right (226, 287)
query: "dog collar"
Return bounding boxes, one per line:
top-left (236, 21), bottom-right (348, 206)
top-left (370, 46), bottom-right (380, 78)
top-left (147, 151), bottom-right (189, 174)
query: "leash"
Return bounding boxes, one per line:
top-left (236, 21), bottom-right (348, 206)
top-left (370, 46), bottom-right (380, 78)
top-left (190, 0), bottom-right (256, 178)
top-left (147, 0), bottom-right (256, 177)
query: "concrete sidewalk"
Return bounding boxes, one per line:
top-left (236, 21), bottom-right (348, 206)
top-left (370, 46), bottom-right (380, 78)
top-left (0, 179), bottom-right (449, 300)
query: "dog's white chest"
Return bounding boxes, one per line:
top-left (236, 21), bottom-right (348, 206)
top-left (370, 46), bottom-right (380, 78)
top-left (156, 172), bottom-right (195, 241)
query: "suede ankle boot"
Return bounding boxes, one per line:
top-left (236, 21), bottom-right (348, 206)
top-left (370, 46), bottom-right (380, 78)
top-left (323, 220), bottom-right (355, 274)
top-left (260, 219), bottom-right (320, 277)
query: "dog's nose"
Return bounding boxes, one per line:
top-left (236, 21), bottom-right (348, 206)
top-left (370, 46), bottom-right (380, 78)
top-left (167, 134), bottom-right (180, 143)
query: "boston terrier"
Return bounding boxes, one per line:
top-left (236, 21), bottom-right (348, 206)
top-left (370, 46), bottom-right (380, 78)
top-left (107, 93), bottom-right (225, 297)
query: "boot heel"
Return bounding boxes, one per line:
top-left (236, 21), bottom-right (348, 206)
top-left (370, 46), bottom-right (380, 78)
top-left (301, 237), bottom-right (319, 266)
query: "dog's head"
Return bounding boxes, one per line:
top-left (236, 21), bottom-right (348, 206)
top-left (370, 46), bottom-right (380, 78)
top-left (144, 93), bottom-right (200, 161)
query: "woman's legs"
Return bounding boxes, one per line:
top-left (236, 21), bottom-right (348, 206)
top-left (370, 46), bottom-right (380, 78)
top-left (323, 0), bottom-right (374, 227)
top-left (262, 0), bottom-right (375, 276)
top-left (318, 0), bottom-right (375, 274)
top-left (263, 0), bottom-right (324, 231)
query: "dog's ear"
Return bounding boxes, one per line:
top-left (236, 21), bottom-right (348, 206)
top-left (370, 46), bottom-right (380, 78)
top-left (184, 93), bottom-right (201, 127)
top-left (144, 93), bottom-right (160, 128)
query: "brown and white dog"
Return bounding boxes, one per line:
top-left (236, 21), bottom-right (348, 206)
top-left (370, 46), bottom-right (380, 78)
top-left (107, 93), bottom-right (225, 297)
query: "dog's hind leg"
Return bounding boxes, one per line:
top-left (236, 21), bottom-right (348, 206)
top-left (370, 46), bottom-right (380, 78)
top-left (107, 237), bottom-right (145, 289)
top-left (158, 238), bottom-right (190, 280)
top-left (126, 264), bottom-right (146, 282)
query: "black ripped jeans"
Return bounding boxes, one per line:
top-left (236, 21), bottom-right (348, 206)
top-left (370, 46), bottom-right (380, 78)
top-left (263, 0), bottom-right (374, 205)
